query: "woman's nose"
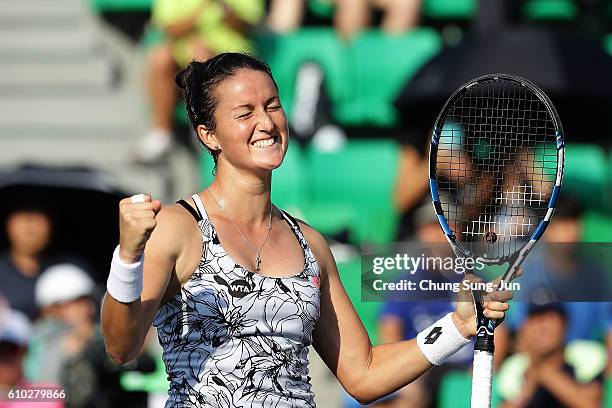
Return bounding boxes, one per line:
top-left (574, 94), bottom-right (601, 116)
top-left (256, 110), bottom-right (275, 132)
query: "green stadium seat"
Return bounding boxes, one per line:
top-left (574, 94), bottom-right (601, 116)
top-left (605, 34), bottom-right (612, 57)
top-left (308, 0), bottom-right (334, 19)
top-left (582, 211), bottom-right (612, 242)
top-left (605, 378), bottom-right (612, 408)
top-left (309, 0), bottom-right (477, 21)
top-left (199, 150), bottom-right (215, 188)
top-left (335, 28), bottom-right (442, 127)
top-left (422, 0), bottom-right (476, 20)
top-left (256, 29), bottom-right (353, 121)
top-left (120, 354), bottom-right (168, 392)
top-left (305, 139), bottom-right (400, 243)
top-left (140, 24), bottom-right (166, 49)
top-left (90, 0), bottom-right (153, 12)
top-left (439, 371), bottom-right (502, 408)
top-left (337, 259), bottom-right (381, 344)
top-left (522, 0), bottom-right (578, 21)
top-left (564, 143), bottom-right (607, 210)
top-left (174, 102), bottom-right (189, 126)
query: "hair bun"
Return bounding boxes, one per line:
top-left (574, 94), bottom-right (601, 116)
top-left (175, 66), bottom-right (190, 90)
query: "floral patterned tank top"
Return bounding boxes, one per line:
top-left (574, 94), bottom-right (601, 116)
top-left (153, 194), bottom-right (321, 407)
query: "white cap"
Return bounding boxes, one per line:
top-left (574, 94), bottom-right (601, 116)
top-left (35, 263), bottom-right (95, 308)
top-left (0, 309), bottom-right (32, 347)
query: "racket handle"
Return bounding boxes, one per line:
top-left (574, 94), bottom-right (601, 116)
top-left (471, 350), bottom-right (493, 408)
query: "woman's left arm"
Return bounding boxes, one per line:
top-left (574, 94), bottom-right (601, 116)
top-left (304, 224), bottom-right (509, 405)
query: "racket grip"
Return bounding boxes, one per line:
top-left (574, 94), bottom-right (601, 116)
top-left (471, 350), bottom-right (493, 408)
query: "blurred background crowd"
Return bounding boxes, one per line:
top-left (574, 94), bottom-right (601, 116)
top-left (0, 0), bottom-right (611, 406)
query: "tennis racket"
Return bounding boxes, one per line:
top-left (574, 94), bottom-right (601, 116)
top-left (428, 74), bottom-right (565, 408)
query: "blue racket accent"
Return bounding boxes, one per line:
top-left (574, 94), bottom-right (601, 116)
top-left (437, 214), bottom-right (453, 236)
top-left (549, 185), bottom-right (561, 208)
top-left (531, 220), bottom-right (549, 241)
top-left (486, 320), bottom-right (496, 332)
top-left (432, 127), bottom-right (441, 145)
top-left (430, 179), bottom-right (440, 202)
top-left (555, 130), bottom-right (565, 149)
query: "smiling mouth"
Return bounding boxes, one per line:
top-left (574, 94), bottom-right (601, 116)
top-left (251, 135), bottom-right (278, 149)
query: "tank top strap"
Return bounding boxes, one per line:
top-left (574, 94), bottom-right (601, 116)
top-left (280, 209), bottom-right (309, 249)
top-left (191, 194), bottom-right (207, 219)
top-left (176, 199), bottom-right (202, 222)
top-left (190, 193), bottom-right (214, 243)
top-left (279, 209), bottom-right (299, 230)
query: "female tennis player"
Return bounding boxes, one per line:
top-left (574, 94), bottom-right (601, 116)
top-left (101, 53), bottom-right (511, 407)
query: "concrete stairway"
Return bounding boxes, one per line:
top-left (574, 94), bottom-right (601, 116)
top-left (0, 0), bottom-right (187, 200)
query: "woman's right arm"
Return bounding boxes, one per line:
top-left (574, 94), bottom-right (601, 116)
top-left (101, 195), bottom-right (180, 364)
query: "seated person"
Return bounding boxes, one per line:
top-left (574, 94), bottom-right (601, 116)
top-left (0, 309), bottom-right (63, 408)
top-left (134, 0), bottom-right (265, 163)
top-left (498, 302), bottom-right (604, 408)
top-left (267, 0), bottom-right (422, 39)
top-left (25, 263), bottom-right (97, 384)
top-left (0, 203), bottom-right (53, 320)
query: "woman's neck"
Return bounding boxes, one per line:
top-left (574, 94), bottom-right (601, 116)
top-left (207, 165), bottom-right (273, 226)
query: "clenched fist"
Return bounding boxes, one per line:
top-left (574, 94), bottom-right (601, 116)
top-left (118, 194), bottom-right (161, 263)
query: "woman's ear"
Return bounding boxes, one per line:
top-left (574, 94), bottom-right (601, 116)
top-left (197, 125), bottom-right (220, 151)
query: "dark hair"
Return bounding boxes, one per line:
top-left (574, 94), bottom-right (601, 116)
top-left (553, 194), bottom-right (583, 220)
top-left (175, 53), bottom-right (278, 164)
top-left (527, 301), bottom-right (567, 320)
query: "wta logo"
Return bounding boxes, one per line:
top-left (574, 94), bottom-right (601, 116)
top-left (214, 275), bottom-right (254, 298)
top-left (228, 280), bottom-right (254, 298)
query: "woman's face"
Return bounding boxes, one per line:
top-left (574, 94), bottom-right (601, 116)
top-left (209, 69), bottom-right (288, 174)
top-left (6, 210), bottom-right (52, 256)
top-left (522, 311), bottom-right (566, 358)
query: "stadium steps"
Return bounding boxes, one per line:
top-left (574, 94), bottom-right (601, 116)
top-left (0, 28), bottom-right (100, 58)
top-left (0, 58), bottom-right (116, 93)
top-left (0, 0), bottom-right (90, 18)
top-left (0, 0), bottom-right (175, 200)
top-left (0, 96), bottom-right (135, 128)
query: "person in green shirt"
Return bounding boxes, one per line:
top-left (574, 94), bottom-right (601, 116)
top-left (134, 0), bottom-right (264, 164)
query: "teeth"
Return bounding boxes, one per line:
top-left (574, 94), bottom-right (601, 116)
top-left (253, 137), bottom-right (275, 148)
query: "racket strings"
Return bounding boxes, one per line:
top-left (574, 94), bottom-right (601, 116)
top-left (435, 79), bottom-right (558, 260)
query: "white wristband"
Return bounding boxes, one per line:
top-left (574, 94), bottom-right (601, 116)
top-left (107, 245), bottom-right (143, 303)
top-left (416, 313), bottom-right (471, 366)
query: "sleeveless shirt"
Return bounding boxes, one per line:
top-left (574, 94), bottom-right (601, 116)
top-left (153, 194), bottom-right (321, 407)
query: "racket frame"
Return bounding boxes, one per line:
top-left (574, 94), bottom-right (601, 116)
top-left (428, 73), bottom-right (565, 408)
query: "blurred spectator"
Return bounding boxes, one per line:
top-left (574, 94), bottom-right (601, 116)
top-left (133, 0), bottom-right (265, 163)
top-left (267, 0), bottom-right (421, 40)
top-left (393, 143), bottom-right (429, 229)
top-left (25, 264), bottom-right (97, 384)
top-left (0, 309), bottom-right (63, 408)
top-left (22, 264), bottom-right (153, 408)
top-left (498, 302), bottom-right (604, 408)
top-left (395, 124), bottom-right (479, 241)
top-left (502, 196), bottom-right (611, 343)
top-left (59, 330), bottom-right (154, 408)
top-left (0, 205), bottom-right (53, 320)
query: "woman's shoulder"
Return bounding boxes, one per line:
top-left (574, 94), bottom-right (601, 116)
top-left (284, 214), bottom-right (334, 272)
top-left (158, 201), bottom-right (198, 223)
top-left (294, 218), bottom-right (325, 246)
top-left (151, 201), bottom-right (202, 241)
